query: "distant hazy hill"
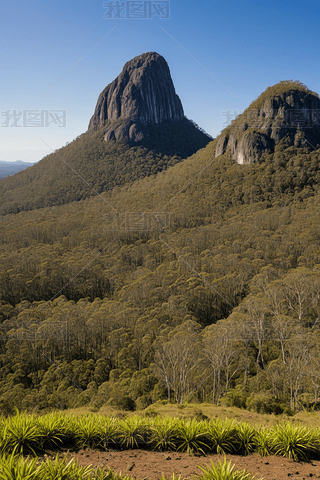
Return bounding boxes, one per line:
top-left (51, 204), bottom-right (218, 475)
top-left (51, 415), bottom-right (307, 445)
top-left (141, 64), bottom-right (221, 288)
top-left (0, 161), bottom-right (36, 179)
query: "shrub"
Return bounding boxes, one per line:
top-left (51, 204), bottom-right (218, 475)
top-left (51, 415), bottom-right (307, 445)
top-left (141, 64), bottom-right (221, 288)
top-left (175, 419), bottom-right (209, 455)
top-left (270, 423), bottom-right (320, 461)
top-left (207, 419), bottom-right (239, 454)
top-left (197, 457), bottom-right (262, 480)
top-left (253, 428), bottom-right (272, 457)
top-left (247, 394), bottom-right (284, 415)
top-left (149, 417), bottom-right (179, 451)
top-left (235, 423), bottom-right (256, 455)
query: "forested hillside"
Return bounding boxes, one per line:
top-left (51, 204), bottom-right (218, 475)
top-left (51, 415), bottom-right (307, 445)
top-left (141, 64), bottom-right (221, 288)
top-left (0, 129), bottom-right (184, 216)
top-left (0, 119), bottom-right (211, 216)
top-left (1, 133), bottom-right (320, 414)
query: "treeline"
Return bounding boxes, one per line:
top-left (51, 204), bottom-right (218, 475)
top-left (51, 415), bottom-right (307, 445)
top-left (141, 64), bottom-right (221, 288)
top-left (1, 266), bottom-right (320, 413)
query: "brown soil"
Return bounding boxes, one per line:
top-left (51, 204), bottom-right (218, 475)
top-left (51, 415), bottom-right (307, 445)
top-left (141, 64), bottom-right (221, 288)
top-left (59, 449), bottom-right (320, 480)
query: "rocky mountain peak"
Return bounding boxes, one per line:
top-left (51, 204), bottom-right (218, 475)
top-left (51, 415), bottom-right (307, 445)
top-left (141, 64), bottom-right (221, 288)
top-left (87, 52), bottom-right (185, 142)
top-left (87, 52), bottom-right (212, 157)
top-left (216, 81), bottom-right (320, 164)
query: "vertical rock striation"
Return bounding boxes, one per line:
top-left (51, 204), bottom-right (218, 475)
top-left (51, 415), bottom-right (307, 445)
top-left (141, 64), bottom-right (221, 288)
top-left (88, 52), bottom-right (184, 140)
top-left (87, 52), bottom-right (212, 157)
top-left (215, 84), bottom-right (320, 164)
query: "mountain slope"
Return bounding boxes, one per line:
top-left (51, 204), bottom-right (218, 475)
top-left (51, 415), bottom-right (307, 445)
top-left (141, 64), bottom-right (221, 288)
top-left (0, 52), bottom-right (212, 215)
top-left (0, 129), bottom-right (186, 215)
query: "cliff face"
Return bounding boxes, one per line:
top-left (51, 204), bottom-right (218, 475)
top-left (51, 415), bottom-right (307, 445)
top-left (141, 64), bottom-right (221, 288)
top-left (87, 52), bottom-right (212, 157)
top-left (88, 52), bottom-right (185, 143)
top-left (216, 84), bottom-right (320, 164)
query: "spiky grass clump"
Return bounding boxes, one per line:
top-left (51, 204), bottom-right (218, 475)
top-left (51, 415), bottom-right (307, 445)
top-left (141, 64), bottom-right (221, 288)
top-left (235, 423), bottom-right (256, 456)
top-left (75, 416), bottom-right (105, 450)
top-left (0, 452), bottom-right (132, 480)
top-left (37, 453), bottom-right (94, 479)
top-left (117, 416), bottom-right (148, 449)
top-left (36, 412), bottom-right (68, 451)
top-left (52, 414), bottom-right (79, 449)
top-left (207, 419), bottom-right (238, 454)
top-left (196, 458), bottom-right (261, 480)
top-left (101, 416), bottom-right (119, 450)
top-left (0, 452), bottom-right (39, 480)
top-left (175, 419), bottom-right (209, 455)
top-left (270, 423), bottom-right (320, 461)
top-left (3, 413), bottom-right (42, 455)
top-left (149, 417), bottom-right (179, 451)
top-left (160, 474), bottom-right (181, 480)
top-left (253, 428), bottom-right (272, 457)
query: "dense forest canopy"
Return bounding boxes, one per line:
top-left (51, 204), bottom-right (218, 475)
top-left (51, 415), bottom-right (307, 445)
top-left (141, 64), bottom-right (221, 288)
top-left (2, 82), bottom-right (320, 414)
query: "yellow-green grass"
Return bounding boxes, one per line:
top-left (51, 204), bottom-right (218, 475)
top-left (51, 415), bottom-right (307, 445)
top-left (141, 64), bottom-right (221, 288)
top-left (64, 402), bottom-right (320, 429)
top-left (1, 411), bottom-right (320, 462)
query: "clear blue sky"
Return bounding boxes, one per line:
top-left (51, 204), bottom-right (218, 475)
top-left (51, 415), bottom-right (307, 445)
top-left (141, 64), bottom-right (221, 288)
top-left (1, 0), bottom-right (319, 162)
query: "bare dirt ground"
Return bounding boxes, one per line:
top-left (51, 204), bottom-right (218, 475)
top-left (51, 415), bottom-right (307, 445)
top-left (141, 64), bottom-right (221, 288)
top-left (60, 449), bottom-right (320, 480)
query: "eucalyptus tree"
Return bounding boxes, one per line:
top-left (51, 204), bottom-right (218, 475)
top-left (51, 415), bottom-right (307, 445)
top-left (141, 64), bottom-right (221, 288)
top-left (153, 320), bottom-right (202, 404)
top-left (202, 319), bottom-right (239, 404)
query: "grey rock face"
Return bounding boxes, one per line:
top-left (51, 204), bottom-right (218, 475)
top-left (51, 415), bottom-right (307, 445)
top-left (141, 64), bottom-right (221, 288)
top-left (216, 89), bottom-right (320, 163)
top-left (88, 52), bottom-right (185, 143)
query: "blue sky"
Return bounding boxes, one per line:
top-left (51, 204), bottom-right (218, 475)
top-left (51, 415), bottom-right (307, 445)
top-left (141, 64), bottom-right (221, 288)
top-left (1, 0), bottom-right (319, 162)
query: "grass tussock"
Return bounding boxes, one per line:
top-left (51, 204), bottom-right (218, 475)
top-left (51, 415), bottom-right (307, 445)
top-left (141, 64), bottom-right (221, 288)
top-left (0, 411), bottom-right (320, 463)
top-left (196, 458), bottom-right (262, 480)
top-left (0, 452), bottom-right (262, 480)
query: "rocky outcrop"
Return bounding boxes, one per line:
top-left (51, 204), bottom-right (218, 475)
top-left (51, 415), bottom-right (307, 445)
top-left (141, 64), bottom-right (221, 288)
top-left (216, 84), bottom-right (320, 164)
top-left (87, 52), bottom-right (212, 157)
top-left (88, 52), bottom-right (185, 143)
